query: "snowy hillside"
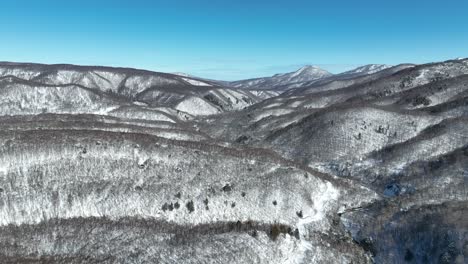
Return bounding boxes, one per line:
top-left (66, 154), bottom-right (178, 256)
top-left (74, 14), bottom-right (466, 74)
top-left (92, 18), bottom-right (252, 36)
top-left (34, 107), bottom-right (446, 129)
top-left (1, 58), bottom-right (468, 263)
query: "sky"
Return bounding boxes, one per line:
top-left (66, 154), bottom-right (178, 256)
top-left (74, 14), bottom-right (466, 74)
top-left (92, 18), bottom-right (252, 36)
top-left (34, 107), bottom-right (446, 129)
top-left (1, 0), bottom-right (467, 80)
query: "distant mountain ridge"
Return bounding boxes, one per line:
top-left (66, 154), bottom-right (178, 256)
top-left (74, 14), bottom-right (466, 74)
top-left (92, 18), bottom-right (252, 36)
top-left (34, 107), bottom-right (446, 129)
top-left (228, 65), bottom-right (332, 90)
top-left (339, 64), bottom-right (391, 76)
top-left (185, 64), bottom-right (394, 91)
top-left (166, 64), bottom-right (395, 91)
top-left (0, 61), bottom-right (280, 118)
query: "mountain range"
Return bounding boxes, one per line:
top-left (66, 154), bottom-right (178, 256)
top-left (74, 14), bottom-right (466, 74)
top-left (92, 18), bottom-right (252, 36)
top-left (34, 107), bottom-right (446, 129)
top-left (0, 58), bottom-right (467, 263)
top-left (228, 65), bottom-right (333, 90)
top-left (174, 64), bottom-right (394, 91)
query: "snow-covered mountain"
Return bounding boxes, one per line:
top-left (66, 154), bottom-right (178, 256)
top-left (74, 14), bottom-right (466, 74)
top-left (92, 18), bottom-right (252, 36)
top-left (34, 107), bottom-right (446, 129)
top-left (1, 58), bottom-right (468, 263)
top-left (339, 64), bottom-right (392, 76)
top-left (229, 65), bottom-right (333, 90)
top-left (0, 62), bottom-right (279, 118)
top-left (227, 64), bottom-right (396, 91)
top-left (173, 64), bottom-right (394, 91)
top-left (199, 58), bottom-right (468, 263)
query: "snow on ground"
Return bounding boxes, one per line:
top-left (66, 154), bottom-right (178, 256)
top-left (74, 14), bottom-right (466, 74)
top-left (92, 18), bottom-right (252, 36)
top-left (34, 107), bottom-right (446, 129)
top-left (213, 89), bottom-right (253, 110)
top-left (172, 72), bottom-right (192, 77)
top-left (252, 108), bottom-right (295, 122)
top-left (176, 96), bottom-right (221, 115)
top-left (415, 68), bottom-right (430, 82)
top-left (93, 106), bottom-right (120, 115)
top-left (181, 77), bottom-right (213, 87)
top-left (0, 67), bottom-right (41, 80)
top-left (0, 164), bottom-right (7, 174)
top-left (133, 101), bottom-right (148, 106)
top-left (263, 102), bottom-right (284, 109)
top-left (124, 75), bottom-right (180, 95)
top-left (249, 90), bottom-right (280, 99)
top-left (108, 107), bottom-right (177, 123)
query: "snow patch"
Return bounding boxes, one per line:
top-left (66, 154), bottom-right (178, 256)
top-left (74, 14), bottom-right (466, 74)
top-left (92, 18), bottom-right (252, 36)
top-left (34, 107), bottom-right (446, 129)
top-left (181, 77), bottom-right (212, 87)
top-left (172, 72), bottom-right (193, 77)
top-left (93, 106), bottom-right (120, 115)
top-left (176, 96), bottom-right (220, 116)
top-left (0, 165), bottom-right (7, 174)
top-left (133, 101), bottom-right (148, 106)
top-left (304, 181), bottom-right (340, 223)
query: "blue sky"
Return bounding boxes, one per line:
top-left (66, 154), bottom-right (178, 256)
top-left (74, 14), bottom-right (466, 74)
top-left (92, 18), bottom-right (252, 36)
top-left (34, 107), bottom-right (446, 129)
top-left (1, 0), bottom-right (467, 80)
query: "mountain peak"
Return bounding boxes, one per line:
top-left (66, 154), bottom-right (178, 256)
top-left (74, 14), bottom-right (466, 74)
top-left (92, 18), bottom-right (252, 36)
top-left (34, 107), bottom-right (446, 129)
top-left (291, 65), bottom-right (331, 78)
top-left (296, 65), bottom-right (324, 72)
top-left (297, 65), bottom-right (321, 71)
